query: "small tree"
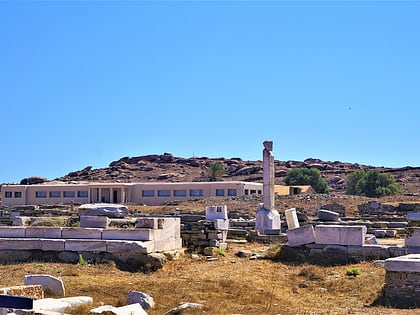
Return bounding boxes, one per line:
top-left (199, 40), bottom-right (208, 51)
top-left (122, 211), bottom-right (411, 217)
top-left (205, 161), bottom-right (225, 181)
top-left (345, 169), bottom-right (401, 197)
top-left (284, 168), bottom-right (329, 194)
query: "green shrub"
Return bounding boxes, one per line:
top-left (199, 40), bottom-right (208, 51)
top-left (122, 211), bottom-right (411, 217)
top-left (78, 254), bottom-right (88, 266)
top-left (346, 268), bottom-right (360, 276)
top-left (346, 169), bottom-right (401, 197)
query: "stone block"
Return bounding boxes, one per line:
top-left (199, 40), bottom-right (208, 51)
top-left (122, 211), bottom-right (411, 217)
top-left (102, 228), bottom-right (153, 241)
top-left (0, 238), bottom-right (41, 250)
top-left (255, 208), bottom-right (281, 234)
top-left (90, 303), bottom-right (147, 315)
top-left (374, 230), bottom-right (387, 238)
top-left (386, 230), bottom-right (397, 237)
top-left (389, 246), bottom-right (408, 257)
top-left (348, 245), bottom-right (390, 262)
top-left (214, 219), bottom-right (229, 230)
top-left (315, 225), bottom-right (366, 246)
top-left (24, 274), bottom-right (65, 297)
top-left (64, 240), bottom-right (107, 252)
top-left (12, 216), bottom-right (31, 226)
top-left (26, 227), bottom-right (62, 239)
top-left (41, 239), bottom-right (65, 251)
top-left (385, 254), bottom-right (420, 272)
top-left (285, 208), bottom-right (300, 230)
top-left (287, 225), bottom-right (315, 247)
top-left (405, 227), bottom-right (420, 247)
top-left (136, 218), bottom-right (161, 229)
top-left (0, 284), bottom-right (44, 300)
top-left (126, 291), bottom-right (155, 310)
top-left (317, 209), bottom-right (340, 222)
top-left (205, 205), bottom-right (228, 220)
top-left (106, 240), bottom-right (154, 254)
top-left (407, 213), bottom-right (420, 221)
top-left (153, 238), bottom-right (182, 252)
top-left (61, 227), bottom-right (102, 239)
top-left (80, 216), bottom-right (110, 228)
top-left (0, 227), bottom-right (26, 238)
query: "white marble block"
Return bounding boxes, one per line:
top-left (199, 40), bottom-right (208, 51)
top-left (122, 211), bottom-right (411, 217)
top-left (287, 225), bottom-right (315, 247)
top-left (255, 207), bottom-right (281, 234)
top-left (64, 240), bottom-right (107, 252)
top-left (102, 228), bottom-right (153, 241)
top-left (0, 239), bottom-right (41, 250)
top-left (106, 240), bottom-right (153, 254)
top-left (385, 254), bottom-right (420, 272)
top-left (80, 216), bottom-right (110, 228)
top-left (24, 274), bottom-right (65, 297)
top-left (61, 227), bottom-right (103, 239)
top-left (285, 208), bottom-right (300, 230)
top-left (41, 239), bottom-right (65, 251)
top-left (0, 227), bottom-right (26, 238)
top-left (26, 227), bottom-right (62, 239)
top-left (214, 219), bottom-right (230, 230)
top-left (315, 225), bottom-right (367, 246)
top-left (205, 205), bottom-right (228, 220)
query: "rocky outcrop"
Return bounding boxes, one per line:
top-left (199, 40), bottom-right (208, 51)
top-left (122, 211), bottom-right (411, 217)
top-left (49, 153), bottom-right (420, 195)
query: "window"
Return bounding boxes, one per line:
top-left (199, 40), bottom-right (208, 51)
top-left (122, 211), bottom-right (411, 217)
top-left (216, 189), bottom-right (224, 196)
top-left (245, 189), bottom-right (249, 195)
top-left (190, 189), bottom-right (203, 197)
top-left (14, 192), bottom-right (22, 198)
top-left (258, 190), bottom-right (262, 195)
top-left (142, 190), bottom-right (155, 197)
top-left (228, 189), bottom-right (237, 196)
top-left (250, 190), bottom-right (256, 194)
top-left (63, 191), bottom-right (75, 198)
top-left (174, 190), bottom-right (187, 197)
top-left (158, 190), bottom-right (171, 197)
top-left (36, 191), bottom-right (47, 198)
top-left (49, 191), bottom-right (61, 198)
top-left (78, 191), bottom-right (88, 198)
top-left (5, 192), bottom-right (12, 198)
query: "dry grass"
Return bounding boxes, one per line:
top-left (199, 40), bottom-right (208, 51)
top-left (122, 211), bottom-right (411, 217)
top-left (0, 245), bottom-right (417, 315)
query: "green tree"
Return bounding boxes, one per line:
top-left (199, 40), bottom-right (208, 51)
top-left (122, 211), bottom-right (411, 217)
top-left (205, 161), bottom-right (225, 181)
top-left (345, 169), bottom-right (401, 197)
top-left (284, 168), bottom-right (329, 193)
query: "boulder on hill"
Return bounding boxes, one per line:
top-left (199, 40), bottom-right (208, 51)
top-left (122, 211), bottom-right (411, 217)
top-left (20, 176), bottom-right (48, 185)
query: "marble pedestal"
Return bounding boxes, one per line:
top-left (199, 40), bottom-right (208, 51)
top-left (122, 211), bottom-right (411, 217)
top-left (255, 208), bottom-right (281, 235)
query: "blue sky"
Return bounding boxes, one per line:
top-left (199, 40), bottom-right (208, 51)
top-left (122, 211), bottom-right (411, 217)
top-left (0, 1), bottom-right (419, 183)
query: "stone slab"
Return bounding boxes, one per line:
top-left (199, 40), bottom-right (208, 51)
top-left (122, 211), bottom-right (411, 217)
top-left (80, 216), bottom-right (110, 228)
top-left (0, 238), bottom-right (41, 250)
top-left (25, 227), bottom-right (63, 239)
top-left (61, 227), bottom-right (103, 239)
top-left (106, 240), bottom-right (154, 254)
top-left (407, 213), bottom-right (420, 221)
top-left (348, 245), bottom-right (391, 261)
top-left (315, 225), bottom-right (367, 246)
top-left (405, 227), bottom-right (420, 247)
top-left (255, 208), bottom-right (281, 234)
top-left (153, 238), bottom-right (182, 252)
top-left (287, 225), bottom-right (315, 247)
top-left (205, 205), bottom-right (228, 220)
top-left (0, 227), bottom-right (26, 238)
top-left (317, 209), bottom-right (340, 222)
top-left (101, 229), bottom-right (153, 241)
top-left (41, 239), bottom-right (65, 251)
top-left (24, 274), bottom-right (65, 297)
top-left (285, 208), bottom-right (299, 230)
top-left (214, 219), bottom-right (229, 230)
top-left (64, 240), bottom-right (107, 252)
top-left (385, 254), bottom-right (420, 272)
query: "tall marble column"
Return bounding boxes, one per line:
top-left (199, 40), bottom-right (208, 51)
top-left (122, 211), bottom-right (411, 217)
top-left (255, 140), bottom-right (281, 234)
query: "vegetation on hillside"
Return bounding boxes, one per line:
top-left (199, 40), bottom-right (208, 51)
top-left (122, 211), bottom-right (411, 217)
top-left (346, 169), bottom-right (401, 197)
top-left (284, 167), bottom-right (329, 193)
top-left (205, 161), bottom-right (225, 181)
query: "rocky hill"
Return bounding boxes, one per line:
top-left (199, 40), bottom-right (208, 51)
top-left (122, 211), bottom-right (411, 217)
top-left (54, 153), bottom-right (420, 195)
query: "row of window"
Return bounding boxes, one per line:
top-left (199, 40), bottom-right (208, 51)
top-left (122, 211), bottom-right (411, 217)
top-left (4, 191), bottom-right (22, 198)
top-left (245, 189), bottom-right (262, 195)
top-left (35, 191), bottom-right (89, 198)
top-left (141, 188), bottom-right (238, 198)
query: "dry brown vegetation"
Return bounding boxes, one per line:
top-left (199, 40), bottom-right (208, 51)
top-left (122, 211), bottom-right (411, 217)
top-left (0, 243), bottom-right (417, 315)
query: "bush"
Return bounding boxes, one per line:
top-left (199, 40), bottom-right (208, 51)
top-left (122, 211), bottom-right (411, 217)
top-left (284, 168), bottom-right (329, 193)
top-left (346, 169), bottom-right (401, 197)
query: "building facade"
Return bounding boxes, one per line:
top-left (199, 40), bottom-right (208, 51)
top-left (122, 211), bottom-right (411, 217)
top-left (0, 181), bottom-right (264, 206)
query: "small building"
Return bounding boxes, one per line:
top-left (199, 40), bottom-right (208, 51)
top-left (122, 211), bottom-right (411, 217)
top-left (275, 185), bottom-right (314, 196)
top-left (0, 181), bottom-right (264, 206)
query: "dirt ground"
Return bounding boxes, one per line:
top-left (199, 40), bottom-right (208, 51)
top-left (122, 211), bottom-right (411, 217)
top-left (0, 241), bottom-right (417, 315)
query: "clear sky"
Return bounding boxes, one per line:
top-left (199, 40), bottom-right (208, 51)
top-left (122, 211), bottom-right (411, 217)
top-left (0, 1), bottom-right (419, 184)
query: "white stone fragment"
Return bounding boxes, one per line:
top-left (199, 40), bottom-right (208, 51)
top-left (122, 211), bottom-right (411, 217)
top-left (205, 205), bottom-right (228, 220)
top-left (24, 274), bottom-right (65, 297)
top-left (126, 291), bottom-right (155, 310)
top-left (384, 254), bottom-right (420, 272)
top-left (287, 225), bottom-right (315, 247)
top-left (285, 208), bottom-right (300, 230)
top-left (315, 225), bottom-right (366, 246)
